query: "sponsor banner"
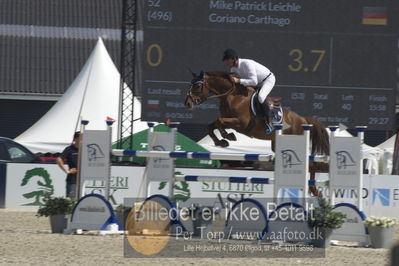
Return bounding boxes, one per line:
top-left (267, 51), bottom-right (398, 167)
top-left (2, 163), bottom-right (399, 219)
top-left (331, 204), bottom-right (368, 245)
top-left (368, 174), bottom-right (399, 217)
top-left (0, 164), bottom-right (7, 208)
top-left (4, 164), bottom-right (66, 209)
top-left (155, 171), bottom-right (399, 219)
top-left (152, 168), bottom-right (275, 206)
top-left (84, 166), bottom-right (144, 205)
top-left (66, 194), bottom-right (116, 232)
top-left (183, 168), bottom-right (275, 198)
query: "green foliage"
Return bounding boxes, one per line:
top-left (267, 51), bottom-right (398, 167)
top-left (36, 193), bottom-right (75, 217)
top-left (307, 198), bottom-right (346, 229)
top-left (363, 216), bottom-right (396, 227)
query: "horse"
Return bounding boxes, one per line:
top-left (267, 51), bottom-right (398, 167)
top-left (184, 71), bottom-right (330, 197)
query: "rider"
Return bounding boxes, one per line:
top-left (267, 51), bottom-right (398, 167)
top-left (222, 48), bottom-right (281, 133)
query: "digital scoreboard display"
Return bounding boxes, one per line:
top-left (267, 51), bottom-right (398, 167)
top-left (138, 0), bottom-right (398, 129)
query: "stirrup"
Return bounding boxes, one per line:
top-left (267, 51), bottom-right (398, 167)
top-left (265, 123), bottom-right (273, 135)
top-left (271, 106), bottom-right (283, 124)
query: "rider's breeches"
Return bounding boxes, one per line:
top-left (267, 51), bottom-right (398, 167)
top-left (257, 74), bottom-right (276, 103)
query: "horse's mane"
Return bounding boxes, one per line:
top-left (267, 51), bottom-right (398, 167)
top-left (205, 71), bottom-right (250, 96)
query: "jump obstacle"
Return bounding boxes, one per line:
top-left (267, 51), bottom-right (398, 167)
top-left (111, 123), bottom-right (363, 202)
top-left (69, 120), bottom-right (369, 245)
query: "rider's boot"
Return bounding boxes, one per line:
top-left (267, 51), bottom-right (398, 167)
top-left (261, 101), bottom-right (273, 134)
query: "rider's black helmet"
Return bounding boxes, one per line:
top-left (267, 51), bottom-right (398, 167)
top-left (222, 49), bottom-right (238, 61)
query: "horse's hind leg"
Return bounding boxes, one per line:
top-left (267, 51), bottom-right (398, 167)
top-left (309, 163), bottom-right (322, 197)
top-left (208, 122), bottom-right (229, 147)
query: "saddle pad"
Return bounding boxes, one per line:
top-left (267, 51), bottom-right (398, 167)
top-left (250, 92), bottom-right (262, 117)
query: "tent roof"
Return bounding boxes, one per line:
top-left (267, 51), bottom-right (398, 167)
top-left (376, 134), bottom-right (396, 150)
top-left (15, 38), bottom-right (147, 153)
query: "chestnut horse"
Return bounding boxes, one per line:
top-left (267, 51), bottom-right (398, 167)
top-left (184, 71), bottom-right (329, 196)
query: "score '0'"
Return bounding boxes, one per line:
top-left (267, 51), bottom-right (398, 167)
top-left (147, 43), bottom-right (163, 67)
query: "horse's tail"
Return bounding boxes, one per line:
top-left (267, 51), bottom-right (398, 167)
top-left (305, 117), bottom-right (330, 155)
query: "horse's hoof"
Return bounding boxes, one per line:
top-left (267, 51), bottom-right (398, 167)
top-left (216, 139), bottom-right (229, 147)
top-left (227, 133), bottom-right (237, 141)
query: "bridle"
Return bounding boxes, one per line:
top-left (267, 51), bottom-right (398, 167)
top-left (187, 76), bottom-right (236, 103)
top-left (187, 80), bottom-right (207, 105)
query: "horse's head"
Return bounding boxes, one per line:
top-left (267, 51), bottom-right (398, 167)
top-left (185, 71), bottom-right (209, 109)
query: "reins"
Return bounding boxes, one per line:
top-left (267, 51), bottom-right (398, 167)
top-left (206, 76), bottom-right (237, 99)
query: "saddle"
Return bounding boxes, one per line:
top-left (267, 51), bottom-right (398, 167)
top-left (250, 92), bottom-right (282, 118)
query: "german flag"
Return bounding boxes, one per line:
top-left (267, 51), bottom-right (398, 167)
top-left (362, 7), bottom-right (387, 25)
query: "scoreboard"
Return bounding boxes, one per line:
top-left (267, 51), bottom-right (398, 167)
top-left (138, 0), bottom-right (398, 129)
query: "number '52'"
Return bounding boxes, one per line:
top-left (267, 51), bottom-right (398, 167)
top-left (148, 0), bottom-right (161, 7)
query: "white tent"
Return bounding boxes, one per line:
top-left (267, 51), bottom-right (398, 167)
top-left (376, 133), bottom-right (396, 150)
top-left (198, 129), bottom-right (273, 155)
top-left (16, 38), bottom-right (147, 153)
top-left (375, 133), bottom-right (397, 174)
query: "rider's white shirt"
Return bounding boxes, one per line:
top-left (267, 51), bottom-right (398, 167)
top-left (230, 58), bottom-right (271, 87)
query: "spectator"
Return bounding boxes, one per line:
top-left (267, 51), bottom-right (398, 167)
top-left (56, 131), bottom-right (80, 198)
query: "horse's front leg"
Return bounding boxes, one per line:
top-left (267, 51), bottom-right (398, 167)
top-left (208, 117), bottom-right (242, 147)
top-left (212, 117), bottom-right (245, 147)
top-left (215, 117), bottom-right (242, 141)
top-left (208, 121), bottom-right (229, 147)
